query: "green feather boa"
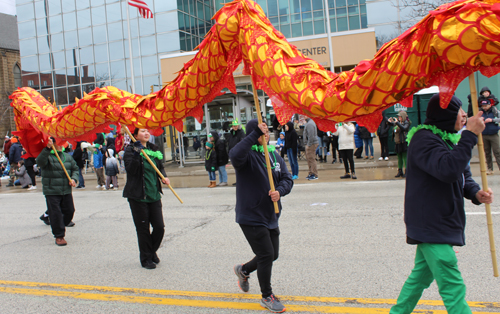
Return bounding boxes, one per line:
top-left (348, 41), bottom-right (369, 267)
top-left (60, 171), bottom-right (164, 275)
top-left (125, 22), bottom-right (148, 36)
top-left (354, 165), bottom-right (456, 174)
top-left (140, 148), bottom-right (163, 160)
top-left (251, 144), bottom-right (276, 153)
top-left (407, 124), bottom-right (461, 146)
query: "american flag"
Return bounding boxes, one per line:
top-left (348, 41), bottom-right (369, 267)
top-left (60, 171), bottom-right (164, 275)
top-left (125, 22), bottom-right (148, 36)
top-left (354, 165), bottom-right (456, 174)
top-left (128, 0), bottom-right (153, 19)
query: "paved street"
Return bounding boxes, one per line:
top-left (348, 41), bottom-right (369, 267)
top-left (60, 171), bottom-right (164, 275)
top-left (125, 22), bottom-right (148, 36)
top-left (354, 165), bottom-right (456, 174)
top-left (0, 166), bottom-right (499, 313)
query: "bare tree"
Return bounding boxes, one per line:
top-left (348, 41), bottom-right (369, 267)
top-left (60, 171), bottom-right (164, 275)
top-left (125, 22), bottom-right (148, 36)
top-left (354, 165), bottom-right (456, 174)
top-left (395, 0), bottom-right (449, 31)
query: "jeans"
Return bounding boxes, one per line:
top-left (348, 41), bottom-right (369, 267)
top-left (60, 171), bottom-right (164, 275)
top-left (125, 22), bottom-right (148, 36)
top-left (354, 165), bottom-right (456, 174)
top-left (45, 194), bottom-right (75, 238)
top-left (287, 148), bottom-right (299, 176)
top-left (208, 171), bottom-right (216, 181)
top-left (128, 199), bottom-right (165, 266)
top-left (240, 225), bottom-right (280, 298)
top-left (316, 136), bottom-right (326, 157)
top-left (218, 165), bottom-right (227, 183)
top-left (363, 138), bottom-right (374, 157)
top-left (78, 167), bottom-right (85, 187)
top-left (390, 243), bottom-right (471, 314)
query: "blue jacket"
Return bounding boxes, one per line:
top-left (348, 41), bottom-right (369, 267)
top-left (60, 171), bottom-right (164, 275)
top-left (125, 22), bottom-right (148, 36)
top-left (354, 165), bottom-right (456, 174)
top-left (9, 142), bottom-right (23, 164)
top-left (354, 125), bottom-right (363, 148)
top-left (93, 150), bottom-right (103, 168)
top-left (405, 129), bottom-right (481, 246)
top-left (229, 127), bottom-right (293, 229)
top-left (481, 109), bottom-right (500, 135)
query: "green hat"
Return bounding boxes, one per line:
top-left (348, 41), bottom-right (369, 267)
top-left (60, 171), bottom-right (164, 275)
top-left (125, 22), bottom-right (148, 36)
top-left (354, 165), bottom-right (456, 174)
top-left (231, 119), bottom-right (239, 126)
top-left (206, 142), bottom-right (213, 148)
top-left (208, 134), bottom-right (213, 138)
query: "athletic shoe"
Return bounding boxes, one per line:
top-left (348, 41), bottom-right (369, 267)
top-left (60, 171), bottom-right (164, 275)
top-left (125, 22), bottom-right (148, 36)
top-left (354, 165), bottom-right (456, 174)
top-left (305, 174), bottom-right (312, 180)
top-left (260, 294), bottom-right (286, 313)
top-left (308, 175), bottom-right (318, 180)
top-left (384, 157), bottom-right (389, 161)
top-left (378, 157), bottom-right (383, 161)
top-left (340, 174), bottom-right (351, 179)
top-left (233, 264), bottom-right (250, 292)
top-left (76, 186), bottom-right (85, 189)
top-left (96, 185), bottom-right (101, 189)
top-left (66, 222), bottom-right (75, 227)
top-left (39, 214), bottom-right (50, 225)
top-left (219, 182), bottom-right (228, 186)
top-left (27, 186), bottom-right (37, 190)
top-left (292, 175), bottom-right (298, 180)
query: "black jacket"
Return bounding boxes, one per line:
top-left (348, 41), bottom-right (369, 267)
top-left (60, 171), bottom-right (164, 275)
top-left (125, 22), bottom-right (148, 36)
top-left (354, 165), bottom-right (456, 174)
top-left (229, 120), bottom-right (293, 229)
top-left (377, 113), bottom-right (392, 138)
top-left (478, 86), bottom-right (499, 107)
top-left (122, 142), bottom-right (166, 200)
top-left (227, 128), bottom-right (245, 153)
top-left (358, 126), bottom-right (371, 139)
top-left (9, 142), bottom-right (23, 164)
top-left (211, 131), bottom-right (229, 166)
top-left (205, 147), bottom-right (218, 172)
top-left (72, 143), bottom-right (84, 168)
top-left (284, 121), bottom-right (298, 152)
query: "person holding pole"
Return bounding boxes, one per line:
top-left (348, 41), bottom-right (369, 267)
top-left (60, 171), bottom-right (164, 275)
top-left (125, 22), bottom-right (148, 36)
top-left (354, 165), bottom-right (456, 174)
top-left (390, 94), bottom-right (493, 314)
top-left (230, 119), bottom-right (293, 313)
top-left (36, 137), bottom-right (79, 246)
top-left (123, 128), bottom-right (170, 269)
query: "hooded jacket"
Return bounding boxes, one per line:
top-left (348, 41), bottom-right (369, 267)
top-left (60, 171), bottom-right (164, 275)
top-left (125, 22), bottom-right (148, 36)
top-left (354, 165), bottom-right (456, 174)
top-left (478, 86), bottom-right (499, 107)
top-left (9, 142), bottom-right (23, 164)
top-left (227, 127), bottom-right (245, 153)
top-left (303, 118), bottom-right (319, 146)
top-left (405, 94), bottom-right (481, 246)
top-left (15, 165), bottom-right (32, 188)
top-left (333, 123), bottom-right (355, 150)
top-left (210, 131), bottom-right (229, 166)
top-left (105, 149), bottom-right (119, 176)
top-left (284, 121), bottom-right (298, 152)
top-left (377, 112), bottom-right (392, 138)
top-left (36, 147), bottom-right (79, 196)
top-left (229, 119), bottom-right (293, 229)
top-left (72, 142), bottom-right (84, 168)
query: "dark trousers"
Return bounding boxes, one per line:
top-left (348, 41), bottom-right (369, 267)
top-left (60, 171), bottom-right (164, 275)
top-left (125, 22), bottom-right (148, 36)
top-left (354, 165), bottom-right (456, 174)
top-left (128, 199), bottom-right (165, 266)
top-left (340, 149), bottom-right (355, 174)
top-left (379, 136), bottom-right (389, 158)
top-left (26, 165), bottom-right (36, 186)
top-left (354, 146), bottom-right (363, 158)
top-left (329, 136), bottom-right (339, 160)
top-left (240, 225), bottom-right (280, 298)
top-left (45, 194), bottom-right (75, 238)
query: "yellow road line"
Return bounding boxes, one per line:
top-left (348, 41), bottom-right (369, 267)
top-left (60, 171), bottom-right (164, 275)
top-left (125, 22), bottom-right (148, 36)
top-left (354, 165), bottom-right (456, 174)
top-left (2, 286), bottom-right (497, 314)
top-left (0, 280), bottom-right (498, 311)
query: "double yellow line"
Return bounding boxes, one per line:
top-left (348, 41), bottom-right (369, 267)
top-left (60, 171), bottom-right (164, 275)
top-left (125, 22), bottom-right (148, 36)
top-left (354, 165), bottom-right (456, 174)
top-left (0, 280), bottom-right (498, 313)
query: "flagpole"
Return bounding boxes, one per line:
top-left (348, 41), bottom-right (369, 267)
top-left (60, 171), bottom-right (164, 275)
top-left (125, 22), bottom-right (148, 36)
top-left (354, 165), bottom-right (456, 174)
top-left (126, 0), bottom-right (136, 94)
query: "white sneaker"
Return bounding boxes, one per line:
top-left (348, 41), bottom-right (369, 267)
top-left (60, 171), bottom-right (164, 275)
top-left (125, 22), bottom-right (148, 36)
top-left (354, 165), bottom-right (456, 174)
top-left (110, 184), bottom-right (113, 188)
top-left (96, 185), bottom-right (102, 189)
top-left (384, 157), bottom-right (389, 161)
top-left (378, 157), bottom-right (383, 161)
top-left (28, 186), bottom-right (37, 190)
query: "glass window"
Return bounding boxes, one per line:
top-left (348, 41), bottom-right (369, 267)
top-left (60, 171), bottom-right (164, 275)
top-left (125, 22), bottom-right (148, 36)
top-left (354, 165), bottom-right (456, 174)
top-left (279, 15), bottom-right (288, 23)
top-left (269, 17), bottom-right (278, 25)
top-left (337, 16), bottom-right (348, 31)
top-left (337, 7), bottom-right (347, 17)
top-left (179, 32), bottom-right (186, 51)
top-left (38, 36), bottom-right (50, 54)
top-left (348, 0), bottom-right (358, 5)
top-left (361, 14), bottom-right (367, 28)
top-left (313, 10), bottom-right (323, 20)
top-left (95, 63), bottom-right (109, 81)
top-left (140, 36), bottom-right (156, 56)
top-left (131, 38), bottom-right (140, 57)
top-left (78, 9), bottom-right (91, 28)
top-left (55, 69), bottom-right (67, 88)
top-left (67, 49), bottom-right (81, 67)
top-left (125, 18), bottom-right (139, 38)
top-left (51, 33), bottom-right (64, 51)
top-left (278, 0), bottom-right (289, 15)
top-left (132, 58), bottom-right (141, 78)
top-left (35, 1), bottom-right (47, 19)
top-left (349, 15), bottom-right (360, 29)
top-left (139, 17), bottom-right (155, 36)
top-left (17, 3), bottom-right (35, 22)
top-left (21, 56), bottom-right (39, 73)
top-left (328, 0), bottom-right (334, 9)
top-left (92, 6), bottom-right (106, 25)
top-left (312, 0), bottom-right (323, 10)
top-left (81, 64), bottom-right (95, 82)
top-left (329, 9), bottom-right (335, 17)
top-left (80, 46), bottom-right (94, 64)
top-left (77, 0), bottom-right (90, 10)
top-left (49, 14), bottom-right (63, 33)
top-left (63, 12), bottom-right (77, 30)
top-left (62, 0), bottom-right (75, 12)
top-left (141, 56), bottom-right (158, 76)
top-left (18, 21), bottom-right (36, 39)
top-left (106, 3), bottom-right (121, 22)
top-left (38, 54), bottom-right (52, 72)
top-left (280, 24), bottom-right (291, 38)
top-left (92, 0), bottom-right (105, 6)
top-left (48, 0), bottom-right (62, 16)
top-left (292, 13), bottom-right (300, 23)
top-left (110, 60), bottom-right (126, 79)
top-left (302, 11), bottom-right (312, 21)
top-left (360, 4), bottom-right (366, 14)
top-left (82, 83), bottom-right (96, 94)
top-left (301, 0), bottom-right (312, 12)
top-left (106, 0), bottom-right (119, 3)
top-left (68, 86), bottom-right (81, 103)
top-left (156, 12), bottom-right (178, 33)
top-left (132, 77), bottom-right (142, 95)
top-left (107, 22), bottom-right (123, 41)
top-left (291, 23), bottom-right (301, 37)
top-left (348, 6), bottom-right (359, 15)
top-left (67, 67), bottom-right (79, 84)
top-left (41, 89), bottom-right (54, 104)
top-left (93, 25), bottom-right (107, 44)
top-left (268, 0), bottom-right (278, 16)
top-left (157, 32), bottom-right (180, 53)
top-left (143, 75), bottom-right (159, 95)
top-left (196, 1), bottom-right (204, 19)
top-left (79, 27), bottom-right (93, 46)
top-left (36, 19), bottom-right (49, 36)
top-left (53, 51), bottom-right (66, 69)
top-left (314, 20), bottom-right (325, 34)
top-left (330, 18), bottom-right (336, 32)
top-left (256, 0), bottom-right (267, 14)
top-left (55, 87), bottom-right (68, 106)
top-left (109, 41), bottom-right (124, 60)
top-left (20, 38), bottom-right (37, 57)
top-left (302, 21), bottom-right (313, 36)
top-left (64, 30), bottom-right (78, 50)
top-left (94, 44), bottom-right (109, 63)
top-left (204, 4), bottom-right (212, 20)
top-left (154, 0), bottom-right (176, 12)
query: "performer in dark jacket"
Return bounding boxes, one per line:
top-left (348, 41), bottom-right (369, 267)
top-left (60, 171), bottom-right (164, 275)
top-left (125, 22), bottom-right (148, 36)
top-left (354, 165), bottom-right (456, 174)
top-left (211, 131), bottom-right (229, 186)
top-left (230, 119), bottom-right (293, 313)
top-left (377, 111), bottom-right (391, 160)
top-left (390, 94), bottom-right (493, 314)
top-left (227, 120), bottom-right (245, 154)
top-left (284, 121), bottom-right (299, 179)
top-left (123, 128), bottom-right (169, 269)
top-left (204, 141), bottom-right (218, 188)
top-left (72, 141), bottom-right (85, 188)
top-left (36, 137), bottom-right (79, 246)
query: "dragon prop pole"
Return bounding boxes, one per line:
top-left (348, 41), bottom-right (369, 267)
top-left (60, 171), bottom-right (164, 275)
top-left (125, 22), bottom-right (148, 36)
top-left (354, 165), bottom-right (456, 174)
top-left (469, 74), bottom-right (499, 277)
top-left (123, 127), bottom-right (184, 204)
top-left (52, 148), bottom-right (72, 183)
top-left (251, 85), bottom-right (279, 214)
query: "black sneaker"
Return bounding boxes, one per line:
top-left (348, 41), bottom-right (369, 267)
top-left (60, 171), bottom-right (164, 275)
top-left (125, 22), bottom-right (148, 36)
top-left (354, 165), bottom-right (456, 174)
top-left (142, 260), bottom-right (156, 269)
top-left (308, 175), bottom-right (318, 180)
top-left (233, 264), bottom-right (249, 292)
top-left (340, 174), bottom-right (351, 179)
top-left (39, 214), bottom-right (50, 225)
top-left (260, 294), bottom-right (286, 313)
top-left (66, 222), bottom-right (75, 227)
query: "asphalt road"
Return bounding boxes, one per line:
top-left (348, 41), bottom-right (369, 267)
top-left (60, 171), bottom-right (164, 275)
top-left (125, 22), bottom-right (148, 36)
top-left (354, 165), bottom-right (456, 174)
top-left (0, 172), bottom-right (499, 313)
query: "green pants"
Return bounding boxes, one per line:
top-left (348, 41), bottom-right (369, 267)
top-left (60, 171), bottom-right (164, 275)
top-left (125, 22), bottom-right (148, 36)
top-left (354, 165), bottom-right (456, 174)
top-left (397, 152), bottom-right (407, 169)
top-left (390, 243), bottom-right (471, 314)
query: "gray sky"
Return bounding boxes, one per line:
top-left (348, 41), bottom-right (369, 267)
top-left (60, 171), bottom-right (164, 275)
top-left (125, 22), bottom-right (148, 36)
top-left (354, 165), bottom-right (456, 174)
top-left (0, 0), bottom-right (15, 16)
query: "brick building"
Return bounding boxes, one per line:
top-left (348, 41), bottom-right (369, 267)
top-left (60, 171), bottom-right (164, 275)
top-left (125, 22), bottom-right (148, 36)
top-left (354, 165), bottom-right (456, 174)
top-left (0, 12), bottom-right (21, 149)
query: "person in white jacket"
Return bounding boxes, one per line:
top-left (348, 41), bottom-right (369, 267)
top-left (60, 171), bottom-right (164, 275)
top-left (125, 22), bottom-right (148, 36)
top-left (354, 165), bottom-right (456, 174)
top-left (333, 122), bottom-right (357, 179)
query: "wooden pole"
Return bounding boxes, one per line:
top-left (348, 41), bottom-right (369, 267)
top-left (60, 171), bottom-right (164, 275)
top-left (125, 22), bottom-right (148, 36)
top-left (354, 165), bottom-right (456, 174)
top-left (251, 84), bottom-right (280, 214)
top-left (469, 74), bottom-right (499, 277)
top-left (52, 148), bottom-right (72, 183)
top-left (124, 127), bottom-right (184, 204)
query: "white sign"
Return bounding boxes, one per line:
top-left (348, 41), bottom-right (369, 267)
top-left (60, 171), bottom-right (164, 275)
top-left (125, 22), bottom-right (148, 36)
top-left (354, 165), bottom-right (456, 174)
top-left (393, 103), bottom-right (407, 112)
top-left (195, 119), bottom-right (202, 131)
